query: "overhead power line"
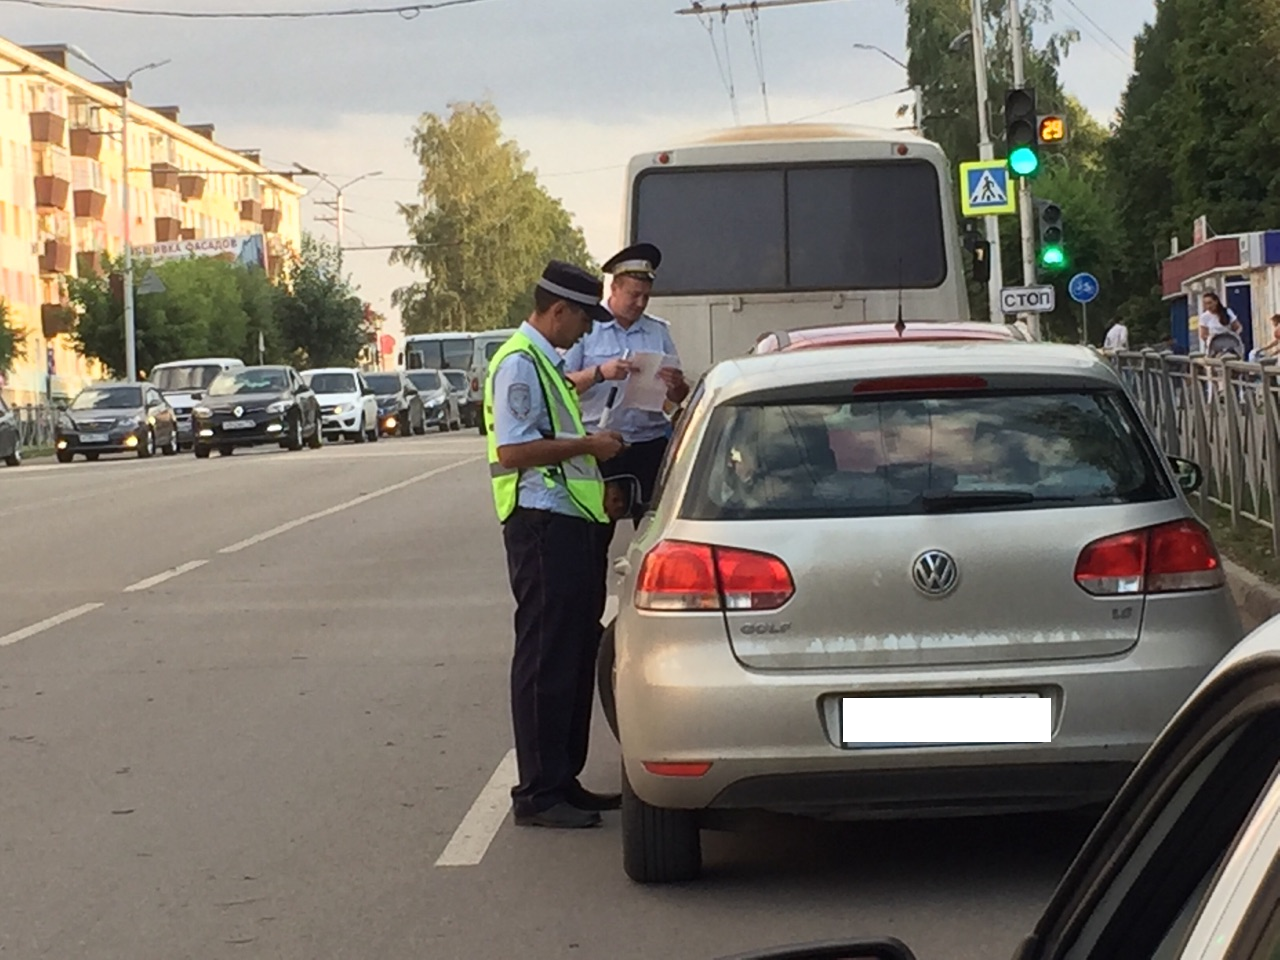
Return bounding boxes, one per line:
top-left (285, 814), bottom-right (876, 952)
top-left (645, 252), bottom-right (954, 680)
top-left (0, 0), bottom-right (494, 18)
top-left (1053, 0), bottom-right (1131, 62)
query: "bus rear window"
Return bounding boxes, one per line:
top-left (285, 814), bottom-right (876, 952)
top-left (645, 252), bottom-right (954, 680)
top-left (633, 161), bottom-right (947, 295)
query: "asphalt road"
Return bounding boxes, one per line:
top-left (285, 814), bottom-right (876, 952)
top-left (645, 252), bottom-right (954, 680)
top-left (1, 435), bottom-right (1100, 960)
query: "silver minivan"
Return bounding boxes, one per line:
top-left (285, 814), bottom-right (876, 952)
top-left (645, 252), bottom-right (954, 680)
top-left (608, 340), bottom-right (1245, 883)
top-left (149, 357), bottom-right (245, 449)
top-left (468, 328), bottom-right (516, 435)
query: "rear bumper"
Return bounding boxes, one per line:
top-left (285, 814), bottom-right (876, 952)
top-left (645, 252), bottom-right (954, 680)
top-left (616, 588), bottom-right (1244, 816)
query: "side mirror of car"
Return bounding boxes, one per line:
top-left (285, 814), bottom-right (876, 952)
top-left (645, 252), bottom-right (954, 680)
top-left (1170, 457), bottom-right (1204, 495)
top-left (604, 474), bottom-right (645, 522)
top-left (715, 938), bottom-right (919, 960)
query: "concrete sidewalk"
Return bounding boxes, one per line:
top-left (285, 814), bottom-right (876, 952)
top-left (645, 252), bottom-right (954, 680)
top-left (1227, 559), bottom-right (1280, 632)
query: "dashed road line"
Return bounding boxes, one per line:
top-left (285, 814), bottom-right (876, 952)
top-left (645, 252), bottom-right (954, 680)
top-left (435, 749), bottom-right (518, 867)
top-left (123, 560), bottom-right (209, 593)
top-left (218, 456), bottom-right (481, 555)
top-left (0, 603), bottom-right (104, 648)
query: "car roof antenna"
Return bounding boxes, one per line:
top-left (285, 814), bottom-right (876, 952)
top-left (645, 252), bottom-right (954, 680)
top-left (894, 257), bottom-right (907, 338)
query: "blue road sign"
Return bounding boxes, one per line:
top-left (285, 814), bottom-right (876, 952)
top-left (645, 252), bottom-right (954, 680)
top-left (1069, 272), bottom-right (1100, 304)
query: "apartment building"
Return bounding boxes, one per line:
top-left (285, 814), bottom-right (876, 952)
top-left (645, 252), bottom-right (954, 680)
top-left (0, 37), bottom-right (305, 403)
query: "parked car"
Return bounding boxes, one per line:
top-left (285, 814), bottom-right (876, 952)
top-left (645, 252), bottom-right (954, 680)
top-left (406, 369), bottom-right (461, 433)
top-left (303, 367), bottom-right (379, 443)
top-left (191, 365), bottom-right (322, 458)
top-left (440, 369), bottom-right (472, 428)
top-left (750, 320), bottom-right (1031, 355)
top-left (717, 616), bottom-right (1280, 960)
top-left (605, 341), bottom-right (1243, 883)
top-left (468, 328), bottom-right (517, 435)
top-left (364, 371), bottom-right (426, 437)
top-left (0, 397), bottom-right (22, 466)
top-left (54, 383), bottom-right (180, 462)
top-left (149, 357), bottom-right (245, 450)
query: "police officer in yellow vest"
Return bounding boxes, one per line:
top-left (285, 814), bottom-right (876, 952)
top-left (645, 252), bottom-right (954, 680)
top-left (485, 260), bottom-right (627, 830)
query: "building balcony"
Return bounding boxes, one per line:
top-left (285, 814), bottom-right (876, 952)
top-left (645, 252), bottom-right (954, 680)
top-left (41, 303), bottom-right (75, 339)
top-left (69, 128), bottom-right (103, 160)
top-left (74, 187), bottom-right (107, 220)
top-left (179, 174), bottom-right (206, 201)
top-left (154, 217), bottom-right (182, 242)
top-left (180, 227), bottom-right (201, 241)
top-left (152, 162), bottom-right (180, 192)
top-left (77, 251), bottom-right (106, 276)
top-left (30, 111), bottom-right (66, 146)
top-left (262, 207), bottom-right (282, 233)
top-left (34, 174), bottom-right (70, 211)
top-left (39, 238), bottom-right (73, 275)
top-left (240, 199), bottom-right (263, 224)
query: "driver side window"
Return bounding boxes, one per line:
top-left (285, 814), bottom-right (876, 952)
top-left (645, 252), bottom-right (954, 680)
top-left (648, 378), bottom-right (708, 511)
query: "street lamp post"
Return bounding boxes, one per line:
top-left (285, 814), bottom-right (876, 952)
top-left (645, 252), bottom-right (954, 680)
top-left (292, 164), bottom-right (382, 272)
top-left (67, 45), bottom-right (170, 383)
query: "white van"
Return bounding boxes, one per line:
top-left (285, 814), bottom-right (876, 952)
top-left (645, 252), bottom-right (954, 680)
top-left (149, 357), bottom-right (245, 449)
top-left (467, 328), bottom-right (516, 434)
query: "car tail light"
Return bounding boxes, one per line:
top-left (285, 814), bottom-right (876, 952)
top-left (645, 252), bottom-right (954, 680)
top-left (1075, 520), bottom-right (1223, 596)
top-left (635, 540), bottom-right (794, 612)
top-left (471, 377), bottom-right (479, 392)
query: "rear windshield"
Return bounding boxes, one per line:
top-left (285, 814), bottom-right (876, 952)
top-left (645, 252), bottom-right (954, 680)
top-left (683, 390), bottom-right (1171, 521)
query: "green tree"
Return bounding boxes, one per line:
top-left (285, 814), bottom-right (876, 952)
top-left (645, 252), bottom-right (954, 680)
top-left (1108, 0), bottom-right (1280, 341)
top-left (67, 256), bottom-right (282, 377)
top-left (391, 100), bottom-right (595, 334)
top-left (0, 298), bottom-right (26, 374)
top-left (275, 234), bottom-right (366, 368)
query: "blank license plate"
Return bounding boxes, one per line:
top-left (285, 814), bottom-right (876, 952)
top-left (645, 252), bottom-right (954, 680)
top-left (223, 420), bottom-right (255, 430)
top-left (80, 433), bottom-right (109, 444)
top-left (842, 695), bottom-right (1052, 746)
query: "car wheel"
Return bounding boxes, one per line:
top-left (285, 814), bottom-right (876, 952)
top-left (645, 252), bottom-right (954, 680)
top-left (477, 419), bottom-right (487, 437)
top-left (287, 414), bottom-right (304, 451)
top-left (56, 449), bottom-right (74, 463)
top-left (368, 420), bottom-right (379, 443)
top-left (5, 446), bottom-right (21, 467)
top-left (450, 417), bottom-right (461, 432)
top-left (138, 428), bottom-right (156, 459)
top-left (597, 619), bottom-right (619, 741)
top-left (163, 429), bottom-right (179, 456)
top-left (217, 445), bottom-right (234, 457)
top-left (399, 412), bottom-right (413, 437)
top-left (307, 418), bottom-right (323, 449)
top-left (621, 764), bottom-right (702, 884)
top-left (413, 408), bottom-right (427, 436)
top-left (194, 444), bottom-right (212, 459)
top-left (85, 452), bottom-right (100, 462)
top-left (353, 414), bottom-right (366, 444)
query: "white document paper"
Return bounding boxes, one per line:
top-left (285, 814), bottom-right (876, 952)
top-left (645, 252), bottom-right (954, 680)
top-left (614, 351), bottom-right (679, 415)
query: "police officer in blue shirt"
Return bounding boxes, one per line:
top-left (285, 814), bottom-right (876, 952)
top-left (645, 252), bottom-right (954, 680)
top-left (564, 242), bottom-right (690, 521)
top-left (487, 260), bottom-right (628, 830)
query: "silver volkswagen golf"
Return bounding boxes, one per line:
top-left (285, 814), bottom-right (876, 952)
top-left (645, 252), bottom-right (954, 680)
top-left (609, 341), bottom-right (1245, 883)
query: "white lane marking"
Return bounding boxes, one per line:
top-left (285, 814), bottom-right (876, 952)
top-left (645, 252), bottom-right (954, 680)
top-left (218, 456), bottom-right (482, 555)
top-left (435, 749), bottom-right (518, 867)
top-left (123, 560), bottom-right (208, 593)
top-left (0, 603), bottom-right (104, 648)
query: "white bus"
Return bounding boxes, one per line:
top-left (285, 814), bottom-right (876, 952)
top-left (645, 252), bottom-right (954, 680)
top-left (622, 123), bottom-right (981, 378)
top-left (401, 332), bottom-right (476, 372)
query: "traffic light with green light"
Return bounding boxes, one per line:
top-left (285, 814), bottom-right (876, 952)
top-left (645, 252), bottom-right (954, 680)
top-left (1005, 87), bottom-right (1039, 178)
top-left (1037, 200), bottom-right (1066, 271)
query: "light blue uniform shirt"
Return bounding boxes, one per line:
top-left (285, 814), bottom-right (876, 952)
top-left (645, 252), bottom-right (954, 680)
top-left (491, 321), bottom-right (578, 517)
top-left (563, 310), bottom-right (680, 443)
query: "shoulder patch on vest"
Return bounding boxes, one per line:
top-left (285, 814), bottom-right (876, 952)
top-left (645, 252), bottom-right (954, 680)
top-left (507, 382), bottom-right (532, 420)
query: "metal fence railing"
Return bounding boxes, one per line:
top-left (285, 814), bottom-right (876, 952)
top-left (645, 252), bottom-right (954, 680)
top-left (13, 404), bottom-right (57, 450)
top-left (1109, 350), bottom-right (1280, 553)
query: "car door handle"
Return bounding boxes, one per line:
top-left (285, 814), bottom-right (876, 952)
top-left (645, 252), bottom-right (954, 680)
top-left (613, 558), bottom-right (631, 578)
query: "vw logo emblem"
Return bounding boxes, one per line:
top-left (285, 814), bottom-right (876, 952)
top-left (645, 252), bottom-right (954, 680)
top-left (233, 405), bottom-right (243, 417)
top-left (912, 550), bottom-right (959, 597)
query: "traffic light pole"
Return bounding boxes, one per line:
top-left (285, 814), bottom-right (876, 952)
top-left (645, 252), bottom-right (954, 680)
top-left (1008, 0), bottom-right (1041, 339)
top-left (970, 0), bottom-right (1004, 326)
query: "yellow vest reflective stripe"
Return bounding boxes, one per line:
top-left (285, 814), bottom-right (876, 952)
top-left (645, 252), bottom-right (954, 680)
top-left (484, 331), bottom-right (607, 524)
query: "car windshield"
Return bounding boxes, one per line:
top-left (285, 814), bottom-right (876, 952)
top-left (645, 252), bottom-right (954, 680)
top-left (684, 390), bottom-right (1170, 521)
top-left (366, 374), bottom-right (401, 394)
top-left (71, 386), bottom-right (143, 410)
top-left (442, 371), bottom-right (467, 390)
top-left (307, 372), bottom-right (357, 394)
top-left (208, 370), bottom-right (288, 396)
top-left (151, 364), bottom-right (226, 391)
top-left (407, 371), bottom-right (442, 392)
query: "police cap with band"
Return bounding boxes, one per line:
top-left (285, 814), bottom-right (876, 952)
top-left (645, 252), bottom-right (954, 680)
top-left (537, 260), bottom-right (612, 323)
top-left (602, 242), bottom-right (662, 281)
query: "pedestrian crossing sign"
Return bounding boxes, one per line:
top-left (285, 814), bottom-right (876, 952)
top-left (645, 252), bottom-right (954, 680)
top-left (959, 160), bottom-right (1017, 217)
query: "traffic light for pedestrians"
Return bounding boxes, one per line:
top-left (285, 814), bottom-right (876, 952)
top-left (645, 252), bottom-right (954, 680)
top-left (1005, 87), bottom-right (1039, 178)
top-left (1037, 200), bottom-right (1066, 270)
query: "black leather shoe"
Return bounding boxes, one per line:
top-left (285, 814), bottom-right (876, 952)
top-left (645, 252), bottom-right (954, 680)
top-left (567, 784), bottom-right (622, 811)
top-left (513, 802), bottom-right (603, 829)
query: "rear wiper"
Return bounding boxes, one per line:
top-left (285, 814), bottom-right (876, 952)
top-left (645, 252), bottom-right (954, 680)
top-left (920, 490), bottom-right (1036, 513)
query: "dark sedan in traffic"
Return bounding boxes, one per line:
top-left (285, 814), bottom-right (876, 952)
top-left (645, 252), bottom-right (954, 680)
top-left (191, 366), bottom-right (322, 458)
top-left (365, 371), bottom-right (426, 437)
top-left (54, 383), bottom-right (180, 462)
top-left (0, 396), bottom-right (21, 467)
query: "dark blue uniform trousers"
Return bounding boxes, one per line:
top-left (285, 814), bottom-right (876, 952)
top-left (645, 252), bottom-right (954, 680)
top-left (503, 507), bottom-right (606, 816)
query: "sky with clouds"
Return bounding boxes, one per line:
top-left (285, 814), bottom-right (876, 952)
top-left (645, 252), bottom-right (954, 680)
top-left (5, 0), bottom-right (1154, 332)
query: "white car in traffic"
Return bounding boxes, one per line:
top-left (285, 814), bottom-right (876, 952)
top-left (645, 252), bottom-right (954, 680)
top-left (302, 367), bottom-right (378, 443)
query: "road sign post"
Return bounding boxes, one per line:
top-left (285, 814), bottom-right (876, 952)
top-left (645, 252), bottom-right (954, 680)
top-left (1069, 272), bottom-right (1100, 345)
top-left (1000, 285), bottom-right (1056, 315)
